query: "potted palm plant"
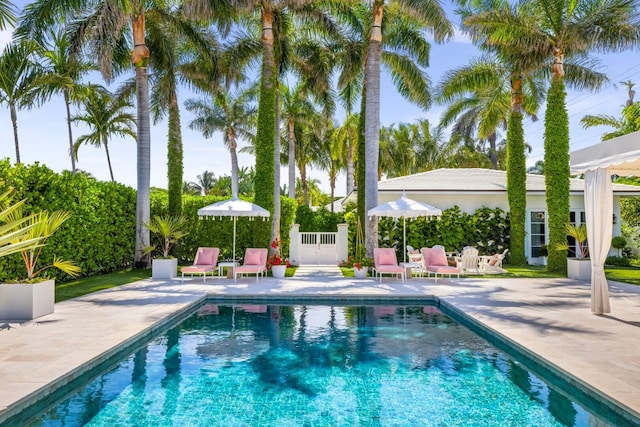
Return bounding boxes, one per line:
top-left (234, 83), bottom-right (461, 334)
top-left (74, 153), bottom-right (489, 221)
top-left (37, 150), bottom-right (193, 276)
top-left (144, 215), bottom-right (188, 279)
top-left (556, 223), bottom-right (590, 280)
top-left (0, 190), bottom-right (80, 320)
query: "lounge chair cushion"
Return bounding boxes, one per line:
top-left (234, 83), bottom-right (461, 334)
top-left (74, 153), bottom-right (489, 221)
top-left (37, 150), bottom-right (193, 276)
top-left (431, 248), bottom-right (448, 266)
top-left (378, 251), bottom-right (396, 265)
top-left (244, 249), bottom-right (261, 265)
top-left (198, 251), bottom-right (216, 265)
top-left (489, 254), bottom-right (500, 266)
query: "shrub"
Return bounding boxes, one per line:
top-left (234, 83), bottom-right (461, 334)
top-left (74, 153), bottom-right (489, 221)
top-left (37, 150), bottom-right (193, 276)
top-left (0, 161), bottom-right (136, 281)
top-left (605, 256), bottom-right (630, 266)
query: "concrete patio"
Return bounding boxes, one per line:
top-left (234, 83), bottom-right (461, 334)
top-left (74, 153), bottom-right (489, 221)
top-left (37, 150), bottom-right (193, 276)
top-left (1, 267), bottom-right (639, 425)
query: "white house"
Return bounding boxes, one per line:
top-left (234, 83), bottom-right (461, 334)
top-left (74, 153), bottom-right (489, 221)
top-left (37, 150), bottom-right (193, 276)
top-left (370, 168), bottom-right (640, 264)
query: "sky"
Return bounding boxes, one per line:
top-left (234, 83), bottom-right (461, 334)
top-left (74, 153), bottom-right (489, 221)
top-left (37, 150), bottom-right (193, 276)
top-left (1, 2), bottom-right (639, 200)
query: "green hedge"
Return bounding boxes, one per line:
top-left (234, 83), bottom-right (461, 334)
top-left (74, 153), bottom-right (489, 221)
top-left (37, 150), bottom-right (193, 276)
top-left (344, 205), bottom-right (510, 260)
top-left (0, 160), bottom-right (136, 281)
top-left (296, 205), bottom-right (345, 232)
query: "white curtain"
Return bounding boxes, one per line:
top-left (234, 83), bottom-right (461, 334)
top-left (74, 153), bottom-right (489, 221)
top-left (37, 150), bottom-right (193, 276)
top-left (584, 168), bottom-right (613, 315)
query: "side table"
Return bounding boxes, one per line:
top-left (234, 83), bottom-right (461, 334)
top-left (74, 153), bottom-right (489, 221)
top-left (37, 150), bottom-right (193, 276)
top-left (400, 262), bottom-right (423, 279)
top-left (217, 261), bottom-right (237, 279)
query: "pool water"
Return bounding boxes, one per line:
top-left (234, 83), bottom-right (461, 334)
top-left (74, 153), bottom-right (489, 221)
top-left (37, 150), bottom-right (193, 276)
top-left (29, 303), bottom-right (605, 426)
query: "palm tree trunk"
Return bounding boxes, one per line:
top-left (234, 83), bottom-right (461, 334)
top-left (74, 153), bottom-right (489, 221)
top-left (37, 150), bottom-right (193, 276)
top-left (132, 12), bottom-right (151, 269)
top-left (299, 162), bottom-right (309, 206)
top-left (103, 135), bottom-right (115, 182)
top-left (272, 84), bottom-right (281, 248)
top-left (346, 143), bottom-right (355, 194)
top-left (228, 128), bottom-right (239, 198)
top-left (288, 118), bottom-right (295, 198)
top-left (167, 92), bottom-right (183, 217)
top-left (488, 132), bottom-right (498, 169)
top-left (253, 4), bottom-right (276, 247)
top-left (64, 90), bottom-right (76, 173)
top-left (507, 74), bottom-right (527, 265)
top-left (10, 103), bottom-right (20, 163)
top-left (364, 4), bottom-right (383, 256)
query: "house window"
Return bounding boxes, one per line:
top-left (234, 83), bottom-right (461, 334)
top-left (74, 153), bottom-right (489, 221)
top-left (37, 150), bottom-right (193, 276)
top-left (567, 212), bottom-right (587, 258)
top-left (530, 211), bottom-right (546, 257)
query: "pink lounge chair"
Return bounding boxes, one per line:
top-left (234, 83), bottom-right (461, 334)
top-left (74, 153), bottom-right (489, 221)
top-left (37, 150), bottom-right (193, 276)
top-left (373, 248), bottom-right (405, 283)
top-left (421, 247), bottom-right (461, 284)
top-left (181, 247), bottom-right (220, 282)
top-left (235, 248), bottom-right (268, 283)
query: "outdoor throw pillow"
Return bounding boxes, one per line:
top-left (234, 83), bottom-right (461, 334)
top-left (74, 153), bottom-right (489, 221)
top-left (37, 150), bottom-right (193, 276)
top-left (379, 251), bottom-right (396, 265)
top-left (489, 254), bottom-right (500, 266)
top-left (432, 249), bottom-right (448, 266)
top-left (245, 250), bottom-right (261, 265)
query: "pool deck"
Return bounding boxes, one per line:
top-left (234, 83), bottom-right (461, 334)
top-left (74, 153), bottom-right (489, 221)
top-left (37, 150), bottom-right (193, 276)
top-left (1, 267), bottom-right (639, 424)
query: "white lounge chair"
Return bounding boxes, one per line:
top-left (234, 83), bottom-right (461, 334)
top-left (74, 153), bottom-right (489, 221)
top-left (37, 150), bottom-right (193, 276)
top-left (455, 246), bottom-right (481, 274)
top-left (480, 249), bottom-right (509, 273)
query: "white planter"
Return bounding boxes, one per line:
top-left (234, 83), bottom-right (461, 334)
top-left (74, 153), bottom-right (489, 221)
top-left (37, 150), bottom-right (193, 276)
top-left (271, 265), bottom-right (286, 278)
top-left (152, 258), bottom-right (178, 279)
top-left (354, 267), bottom-right (368, 278)
top-left (567, 258), bottom-right (592, 281)
top-left (0, 279), bottom-right (55, 321)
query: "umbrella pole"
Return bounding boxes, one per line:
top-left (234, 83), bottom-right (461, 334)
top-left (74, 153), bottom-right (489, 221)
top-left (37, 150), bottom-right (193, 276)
top-left (233, 216), bottom-right (237, 262)
top-left (403, 217), bottom-right (406, 263)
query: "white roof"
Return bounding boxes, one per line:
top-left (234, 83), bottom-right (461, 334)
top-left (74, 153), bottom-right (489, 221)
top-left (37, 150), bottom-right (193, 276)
top-left (377, 168), bottom-right (640, 195)
top-left (570, 131), bottom-right (640, 175)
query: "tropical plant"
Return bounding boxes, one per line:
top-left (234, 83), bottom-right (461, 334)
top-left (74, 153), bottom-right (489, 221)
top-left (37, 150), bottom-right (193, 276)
top-left (144, 215), bottom-right (188, 259)
top-left (72, 84), bottom-right (136, 182)
top-left (7, 207), bottom-right (80, 281)
top-left (555, 223), bottom-right (589, 259)
top-left (0, 190), bottom-right (43, 259)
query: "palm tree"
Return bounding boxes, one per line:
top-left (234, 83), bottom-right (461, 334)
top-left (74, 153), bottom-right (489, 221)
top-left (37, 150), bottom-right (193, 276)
top-left (334, 1), bottom-right (452, 253)
top-left (37, 29), bottom-right (95, 173)
top-left (280, 82), bottom-right (318, 199)
top-left (185, 84), bottom-right (257, 198)
top-left (516, 0), bottom-right (638, 272)
top-left (333, 113), bottom-right (360, 195)
top-left (581, 101), bottom-right (640, 140)
top-left (18, 0), bottom-right (158, 268)
top-left (0, 40), bottom-right (48, 164)
top-left (72, 85), bottom-right (136, 182)
top-left (0, 0), bottom-right (15, 30)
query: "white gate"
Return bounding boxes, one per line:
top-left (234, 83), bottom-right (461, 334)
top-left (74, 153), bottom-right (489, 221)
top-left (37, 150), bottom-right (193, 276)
top-left (298, 232), bottom-right (337, 265)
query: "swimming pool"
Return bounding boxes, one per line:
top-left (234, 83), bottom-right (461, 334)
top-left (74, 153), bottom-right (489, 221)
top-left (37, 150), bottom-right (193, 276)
top-left (21, 302), bottom-right (617, 426)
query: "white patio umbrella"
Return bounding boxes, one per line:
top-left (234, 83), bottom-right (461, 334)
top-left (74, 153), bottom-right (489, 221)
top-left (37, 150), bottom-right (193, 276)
top-left (198, 197), bottom-right (270, 262)
top-left (367, 191), bottom-right (442, 262)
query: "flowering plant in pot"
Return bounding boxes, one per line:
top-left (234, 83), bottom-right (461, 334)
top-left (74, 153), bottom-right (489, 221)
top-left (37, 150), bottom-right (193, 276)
top-left (268, 238), bottom-right (289, 277)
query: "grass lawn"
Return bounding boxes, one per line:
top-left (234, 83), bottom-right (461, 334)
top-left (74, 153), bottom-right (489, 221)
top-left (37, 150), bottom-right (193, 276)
top-left (55, 268), bottom-right (151, 302)
top-left (605, 266), bottom-right (640, 286)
